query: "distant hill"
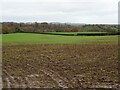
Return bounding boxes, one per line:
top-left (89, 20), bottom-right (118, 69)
top-left (50, 22), bottom-right (85, 26)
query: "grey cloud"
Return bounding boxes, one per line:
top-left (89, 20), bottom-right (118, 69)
top-left (1, 0), bottom-right (119, 24)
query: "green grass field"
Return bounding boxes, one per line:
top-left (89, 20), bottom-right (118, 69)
top-left (2, 33), bottom-right (118, 45)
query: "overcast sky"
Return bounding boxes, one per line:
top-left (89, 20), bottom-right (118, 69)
top-left (0, 0), bottom-right (119, 24)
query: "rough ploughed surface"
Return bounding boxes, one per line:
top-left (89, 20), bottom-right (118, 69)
top-left (2, 44), bottom-right (119, 88)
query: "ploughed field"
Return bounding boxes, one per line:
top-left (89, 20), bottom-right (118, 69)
top-left (2, 43), bottom-right (118, 88)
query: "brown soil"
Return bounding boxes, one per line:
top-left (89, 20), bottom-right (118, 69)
top-left (2, 44), bottom-right (119, 88)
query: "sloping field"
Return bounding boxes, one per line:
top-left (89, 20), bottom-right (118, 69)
top-left (2, 33), bottom-right (118, 45)
top-left (2, 44), bottom-right (119, 88)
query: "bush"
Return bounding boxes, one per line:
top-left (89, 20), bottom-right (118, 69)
top-left (71, 27), bottom-right (78, 32)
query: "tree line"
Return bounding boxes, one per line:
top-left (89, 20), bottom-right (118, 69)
top-left (1, 22), bottom-right (118, 34)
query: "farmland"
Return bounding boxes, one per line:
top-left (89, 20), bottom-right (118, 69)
top-left (2, 33), bottom-right (118, 45)
top-left (2, 32), bottom-right (119, 89)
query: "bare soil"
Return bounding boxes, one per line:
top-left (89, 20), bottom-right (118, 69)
top-left (2, 44), bottom-right (119, 89)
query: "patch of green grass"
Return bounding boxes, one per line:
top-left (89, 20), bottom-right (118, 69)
top-left (0, 35), bottom-right (2, 45)
top-left (2, 33), bottom-right (118, 45)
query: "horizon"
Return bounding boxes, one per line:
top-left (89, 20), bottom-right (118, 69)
top-left (0, 21), bottom-right (118, 25)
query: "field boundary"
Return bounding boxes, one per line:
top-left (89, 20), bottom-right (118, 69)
top-left (42, 32), bottom-right (120, 36)
top-left (2, 32), bottom-right (120, 36)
